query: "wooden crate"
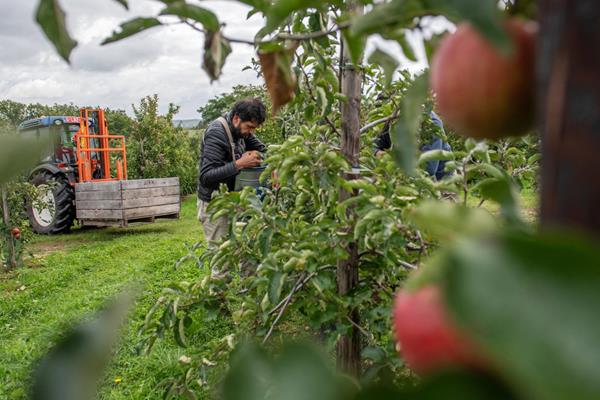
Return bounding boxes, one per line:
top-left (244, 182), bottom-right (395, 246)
top-left (75, 178), bottom-right (181, 227)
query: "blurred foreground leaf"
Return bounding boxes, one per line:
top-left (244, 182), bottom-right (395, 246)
top-left (390, 73), bottom-right (428, 175)
top-left (0, 133), bottom-right (55, 184)
top-left (222, 342), bottom-right (355, 400)
top-left (35, 0), bottom-right (77, 62)
top-left (30, 292), bottom-right (135, 400)
top-left (442, 231), bottom-right (600, 400)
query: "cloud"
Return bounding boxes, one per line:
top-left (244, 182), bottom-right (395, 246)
top-left (0, 1), bottom-right (452, 119)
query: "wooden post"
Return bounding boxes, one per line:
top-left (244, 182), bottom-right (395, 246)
top-left (538, 0), bottom-right (600, 234)
top-left (336, 2), bottom-right (363, 377)
top-left (1, 185), bottom-right (17, 271)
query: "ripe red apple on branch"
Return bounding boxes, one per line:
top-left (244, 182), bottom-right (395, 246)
top-left (11, 227), bottom-right (21, 240)
top-left (393, 285), bottom-right (487, 375)
top-left (431, 19), bottom-right (537, 140)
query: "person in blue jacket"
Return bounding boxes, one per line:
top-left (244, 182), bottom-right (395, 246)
top-left (374, 111), bottom-right (452, 180)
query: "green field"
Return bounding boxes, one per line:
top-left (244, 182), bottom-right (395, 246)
top-left (0, 196), bottom-right (211, 399)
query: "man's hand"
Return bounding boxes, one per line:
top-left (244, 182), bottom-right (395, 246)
top-left (375, 150), bottom-right (386, 158)
top-left (235, 151), bottom-right (262, 170)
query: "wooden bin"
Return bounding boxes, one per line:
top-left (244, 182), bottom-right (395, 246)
top-left (75, 178), bottom-right (180, 227)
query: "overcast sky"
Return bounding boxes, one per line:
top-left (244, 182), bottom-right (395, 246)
top-left (0, 1), bottom-right (453, 119)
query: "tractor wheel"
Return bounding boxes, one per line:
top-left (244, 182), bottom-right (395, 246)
top-left (27, 170), bottom-right (75, 234)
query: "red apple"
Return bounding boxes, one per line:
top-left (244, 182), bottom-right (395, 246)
top-left (430, 19), bottom-right (537, 139)
top-left (393, 285), bottom-right (485, 375)
top-left (11, 227), bottom-right (21, 240)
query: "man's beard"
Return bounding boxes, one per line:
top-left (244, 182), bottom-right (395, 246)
top-left (231, 123), bottom-right (242, 137)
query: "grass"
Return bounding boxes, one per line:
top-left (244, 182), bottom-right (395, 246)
top-left (0, 196), bottom-right (210, 400)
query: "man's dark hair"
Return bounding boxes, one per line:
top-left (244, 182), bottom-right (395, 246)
top-left (231, 98), bottom-right (267, 125)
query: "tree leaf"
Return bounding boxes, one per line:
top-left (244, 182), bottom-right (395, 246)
top-left (441, 0), bottom-right (511, 52)
top-left (368, 48), bottom-right (399, 87)
top-left (101, 17), bottom-right (161, 45)
top-left (316, 86), bottom-right (328, 117)
top-left (442, 231), bottom-right (600, 400)
top-left (236, 0), bottom-right (270, 13)
top-left (351, 0), bottom-right (427, 37)
top-left (390, 72), bottom-right (429, 175)
top-left (203, 31), bottom-right (232, 82)
top-left (174, 317), bottom-right (188, 348)
top-left (472, 177), bottom-right (519, 222)
top-left (259, 48), bottom-right (297, 114)
top-left (265, 0), bottom-right (323, 33)
top-left (160, 3), bottom-right (220, 32)
top-left (30, 292), bottom-right (134, 400)
top-left (341, 28), bottom-right (365, 65)
top-left (352, 0), bottom-right (510, 52)
top-left (268, 272), bottom-right (286, 304)
top-left (113, 0), bottom-right (128, 9)
top-left (418, 149), bottom-right (455, 167)
top-left (35, 0), bottom-right (77, 62)
top-left (0, 133), bottom-right (56, 184)
top-left (396, 31), bottom-right (418, 62)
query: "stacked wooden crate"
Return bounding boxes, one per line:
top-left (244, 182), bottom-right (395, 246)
top-left (75, 178), bottom-right (180, 227)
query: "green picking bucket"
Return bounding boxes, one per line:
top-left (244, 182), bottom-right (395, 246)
top-left (234, 166), bottom-right (267, 191)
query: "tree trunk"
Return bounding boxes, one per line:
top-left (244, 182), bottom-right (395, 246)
top-left (538, 0), bottom-right (600, 234)
top-left (336, 2), bottom-right (363, 377)
top-left (1, 185), bottom-right (17, 271)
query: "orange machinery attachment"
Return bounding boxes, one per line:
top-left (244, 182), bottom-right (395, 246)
top-left (76, 108), bottom-right (127, 182)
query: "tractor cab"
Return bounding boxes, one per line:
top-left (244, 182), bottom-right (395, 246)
top-left (18, 116), bottom-right (90, 171)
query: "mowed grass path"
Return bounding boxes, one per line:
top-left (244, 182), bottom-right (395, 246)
top-left (0, 196), bottom-right (209, 399)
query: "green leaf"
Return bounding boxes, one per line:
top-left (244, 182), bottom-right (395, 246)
top-left (101, 17), bottom-right (161, 45)
top-left (367, 48), bottom-right (399, 87)
top-left (31, 292), bottom-right (134, 400)
top-left (351, 0), bottom-right (427, 36)
top-left (174, 317), bottom-right (188, 348)
top-left (316, 86), bottom-right (328, 117)
top-left (341, 28), bottom-right (365, 65)
top-left (265, 0), bottom-right (323, 33)
top-left (410, 200), bottom-right (497, 242)
top-left (418, 149), bottom-right (455, 167)
top-left (160, 3), bottom-right (220, 32)
top-left (442, 0), bottom-right (511, 52)
top-left (390, 73), bottom-right (429, 175)
top-left (396, 31), bottom-right (418, 62)
top-left (352, 0), bottom-right (510, 53)
top-left (35, 0), bottom-right (77, 62)
top-left (473, 177), bottom-right (519, 222)
top-left (269, 272), bottom-right (286, 304)
top-left (442, 231), bottom-right (600, 400)
top-left (0, 133), bottom-right (56, 184)
top-left (113, 0), bottom-right (128, 9)
top-left (237, 0), bottom-right (270, 13)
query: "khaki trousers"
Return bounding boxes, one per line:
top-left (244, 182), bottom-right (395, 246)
top-left (197, 199), bottom-right (228, 248)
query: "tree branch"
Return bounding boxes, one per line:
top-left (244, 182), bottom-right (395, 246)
top-left (182, 20), bottom-right (351, 46)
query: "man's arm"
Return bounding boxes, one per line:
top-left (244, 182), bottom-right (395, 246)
top-left (200, 128), bottom-right (238, 185)
top-left (244, 135), bottom-right (267, 153)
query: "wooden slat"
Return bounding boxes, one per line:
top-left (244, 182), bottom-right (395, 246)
top-left (122, 195), bottom-right (180, 209)
top-left (76, 200), bottom-right (123, 210)
top-left (75, 191), bottom-right (122, 200)
top-left (77, 209), bottom-right (123, 219)
top-left (120, 178), bottom-right (179, 190)
top-left (121, 186), bottom-right (180, 199)
top-left (75, 181), bottom-right (121, 192)
top-left (123, 203), bottom-right (180, 219)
